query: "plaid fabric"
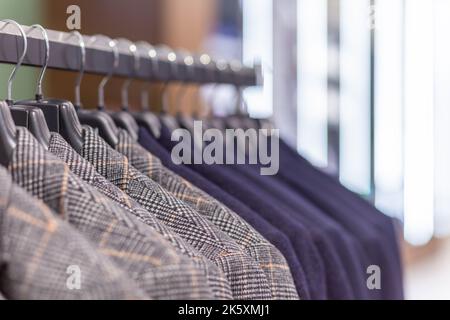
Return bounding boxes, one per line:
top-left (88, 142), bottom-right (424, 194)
top-left (0, 166), bottom-right (147, 300)
top-left (82, 126), bottom-right (273, 300)
top-left (8, 128), bottom-right (214, 300)
top-left (48, 132), bottom-right (232, 300)
top-left (116, 133), bottom-right (299, 300)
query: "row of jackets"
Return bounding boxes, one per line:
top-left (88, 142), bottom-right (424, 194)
top-left (0, 99), bottom-right (403, 300)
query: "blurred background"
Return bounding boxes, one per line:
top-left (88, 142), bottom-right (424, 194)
top-left (1, 0), bottom-right (450, 299)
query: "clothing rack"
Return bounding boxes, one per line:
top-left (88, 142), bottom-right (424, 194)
top-left (0, 22), bottom-right (261, 87)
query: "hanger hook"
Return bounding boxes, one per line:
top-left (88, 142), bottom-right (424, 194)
top-left (160, 81), bottom-right (171, 114)
top-left (136, 41), bottom-right (158, 111)
top-left (116, 38), bottom-right (140, 111)
top-left (158, 46), bottom-right (177, 114)
top-left (0, 20), bottom-right (28, 104)
top-left (197, 54), bottom-right (217, 117)
top-left (66, 31), bottom-right (85, 109)
top-left (229, 60), bottom-right (248, 115)
top-left (27, 24), bottom-right (49, 101)
top-left (175, 84), bottom-right (188, 116)
top-left (89, 35), bottom-right (119, 110)
top-left (175, 50), bottom-right (195, 115)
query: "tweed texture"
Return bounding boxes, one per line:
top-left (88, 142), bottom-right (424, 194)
top-left (48, 132), bottom-right (232, 300)
top-left (116, 131), bottom-right (299, 300)
top-left (0, 166), bottom-right (147, 300)
top-left (8, 128), bottom-right (214, 300)
top-left (81, 126), bottom-right (272, 300)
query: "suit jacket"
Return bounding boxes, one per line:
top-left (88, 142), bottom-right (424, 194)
top-left (230, 162), bottom-right (368, 299)
top-left (0, 166), bottom-right (147, 300)
top-left (8, 128), bottom-right (214, 300)
top-left (81, 126), bottom-right (272, 300)
top-left (48, 132), bottom-right (232, 300)
top-left (116, 129), bottom-right (299, 300)
top-left (157, 123), bottom-right (327, 299)
top-left (275, 140), bottom-right (404, 299)
top-left (138, 126), bottom-right (311, 299)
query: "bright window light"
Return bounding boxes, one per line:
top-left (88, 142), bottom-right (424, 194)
top-left (242, 0), bottom-right (273, 118)
top-left (403, 0), bottom-right (435, 246)
top-left (373, 0), bottom-right (404, 219)
top-left (297, 0), bottom-right (328, 168)
top-left (433, 0), bottom-right (450, 238)
top-left (339, 0), bottom-right (371, 195)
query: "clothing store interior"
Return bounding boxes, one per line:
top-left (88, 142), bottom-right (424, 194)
top-left (0, 0), bottom-right (448, 300)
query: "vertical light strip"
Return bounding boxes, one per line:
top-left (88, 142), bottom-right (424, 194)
top-left (404, 0), bottom-right (435, 246)
top-left (373, 0), bottom-right (404, 218)
top-left (339, 0), bottom-right (371, 195)
top-left (297, 0), bottom-right (328, 168)
top-left (242, 0), bottom-right (273, 118)
top-left (433, 0), bottom-right (450, 238)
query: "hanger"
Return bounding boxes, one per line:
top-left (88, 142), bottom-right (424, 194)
top-left (223, 60), bottom-right (259, 131)
top-left (15, 29), bottom-right (84, 154)
top-left (0, 101), bottom-right (17, 167)
top-left (75, 33), bottom-right (119, 147)
top-left (109, 38), bottom-right (139, 141)
top-left (193, 54), bottom-right (224, 131)
top-left (159, 82), bottom-right (180, 133)
top-left (156, 46), bottom-right (181, 133)
top-left (9, 24), bottom-right (51, 149)
top-left (0, 20), bottom-right (20, 167)
top-left (203, 83), bottom-right (225, 131)
top-left (189, 53), bottom-right (213, 121)
top-left (174, 50), bottom-right (197, 133)
top-left (199, 57), bottom-right (228, 132)
top-left (133, 41), bottom-right (162, 138)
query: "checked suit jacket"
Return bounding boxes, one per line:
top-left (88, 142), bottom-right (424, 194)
top-left (0, 166), bottom-right (147, 300)
top-left (116, 129), bottom-right (299, 300)
top-left (8, 128), bottom-right (214, 300)
top-left (48, 131), bottom-right (232, 300)
top-left (81, 126), bottom-right (273, 300)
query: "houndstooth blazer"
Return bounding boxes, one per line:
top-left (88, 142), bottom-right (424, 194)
top-left (8, 128), bottom-right (215, 300)
top-left (81, 126), bottom-right (273, 300)
top-left (0, 166), bottom-right (147, 300)
top-left (48, 132), bottom-right (232, 300)
top-left (116, 132), bottom-right (299, 300)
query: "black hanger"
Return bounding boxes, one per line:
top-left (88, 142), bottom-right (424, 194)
top-left (71, 33), bottom-right (119, 148)
top-left (153, 46), bottom-right (181, 133)
top-left (0, 101), bottom-right (17, 167)
top-left (196, 60), bottom-right (228, 132)
top-left (158, 95), bottom-right (181, 134)
top-left (78, 108), bottom-right (119, 147)
top-left (22, 98), bottom-right (84, 153)
top-left (134, 110), bottom-right (161, 138)
top-left (8, 24), bottom-right (52, 149)
top-left (14, 28), bottom-right (83, 153)
top-left (108, 38), bottom-right (140, 142)
top-left (174, 50), bottom-right (203, 134)
top-left (133, 79), bottom-right (161, 138)
top-left (196, 57), bottom-right (239, 132)
top-left (10, 105), bottom-right (51, 149)
top-left (110, 109), bottom-right (139, 141)
top-left (132, 41), bottom-right (163, 138)
top-left (196, 58), bottom-right (224, 132)
top-left (230, 62), bottom-right (262, 131)
top-left (223, 60), bottom-right (257, 130)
